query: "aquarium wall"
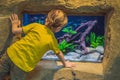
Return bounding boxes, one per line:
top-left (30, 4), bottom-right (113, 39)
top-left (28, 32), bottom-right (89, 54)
top-left (23, 13), bottom-right (105, 62)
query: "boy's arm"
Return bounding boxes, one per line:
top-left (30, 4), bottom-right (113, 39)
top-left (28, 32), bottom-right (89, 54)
top-left (56, 51), bottom-right (66, 67)
top-left (56, 51), bottom-right (75, 68)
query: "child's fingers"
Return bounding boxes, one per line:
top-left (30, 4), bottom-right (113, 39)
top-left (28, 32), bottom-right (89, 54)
top-left (9, 13), bottom-right (19, 22)
top-left (11, 14), bottom-right (15, 20)
top-left (9, 16), bottom-right (12, 21)
top-left (9, 14), bottom-right (14, 22)
top-left (10, 13), bottom-right (17, 20)
top-left (9, 14), bottom-right (15, 22)
top-left (14, 13), bottom-right (18, 20)
top-left (71, 63), bottom-right (76, 67)
top-left (66, 60), bottom-right (76, 68)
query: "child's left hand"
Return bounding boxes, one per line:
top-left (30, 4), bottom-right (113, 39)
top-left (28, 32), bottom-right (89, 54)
top-left (9, 13), bottom-right (21, 27)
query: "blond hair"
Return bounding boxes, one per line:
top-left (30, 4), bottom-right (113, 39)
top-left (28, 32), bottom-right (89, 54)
top-left (45, 9), bottom-right (68, 28)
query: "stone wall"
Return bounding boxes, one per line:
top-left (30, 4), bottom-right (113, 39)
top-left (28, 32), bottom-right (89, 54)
top-left (0, 0), bottom-right (120, 80)
top-left (103, 0), bottom-right (120, 80)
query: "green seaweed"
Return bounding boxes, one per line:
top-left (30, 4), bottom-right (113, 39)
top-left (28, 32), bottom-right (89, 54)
top-left (58, 39), bottom-right (77, 54)
top-left (62, 26), bottom-right (77, 35)
top-left (86, 32), bottom-right (104, 48)
top-left (58, 26), bottom-right (77, 53)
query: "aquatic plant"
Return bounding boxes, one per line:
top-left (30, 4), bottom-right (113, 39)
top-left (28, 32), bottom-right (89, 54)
top-left (58, 26), bottom-right (77, 53)
top-left (62, 26), bottom-right (77, 35)
top-left (58, 39), bottom-right (76, 53)
top-left (86, 32), bottom-right (104, 48)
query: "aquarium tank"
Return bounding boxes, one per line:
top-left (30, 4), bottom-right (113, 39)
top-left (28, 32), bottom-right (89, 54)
top-left (23, 13), bottom-right (105, 62)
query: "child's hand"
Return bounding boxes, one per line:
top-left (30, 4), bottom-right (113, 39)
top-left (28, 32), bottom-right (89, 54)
top-left (64, 61), bottom-right (75, 68)
top-left (9, 13), bottom-right (21, 27)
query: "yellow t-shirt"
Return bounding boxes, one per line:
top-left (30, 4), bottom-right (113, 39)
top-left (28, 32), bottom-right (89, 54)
top-left (7, 23), bottom-right (60, 72)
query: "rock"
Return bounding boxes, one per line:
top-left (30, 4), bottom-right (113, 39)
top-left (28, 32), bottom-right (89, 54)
top-left (79, 52), bottom-right (101, 62)
top-left (66, 52), bottom-right (80, 56)
top-left (87, 47), bottom-right (96, 52)
top-left (96, 46), bottom-right (104, 54)
top-left (75, 49), bottom-right (83, 54)
top-left (42, 50), bottom-right (102, 62)
top-left (99, 54), bottom-right (104, 61)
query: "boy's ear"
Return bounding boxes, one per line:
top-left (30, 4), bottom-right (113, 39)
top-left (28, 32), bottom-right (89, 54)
top-left (55, 27), bottom-right (63, 32)
top-left (57, 27), bottom-right (62, 30)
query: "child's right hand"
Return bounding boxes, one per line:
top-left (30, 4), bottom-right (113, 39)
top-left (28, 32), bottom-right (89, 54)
top-left (64, 60), bottom-right (75, 68)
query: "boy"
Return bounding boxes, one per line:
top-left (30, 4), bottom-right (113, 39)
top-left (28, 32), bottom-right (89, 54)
top-left (0, 9), bottom-right (74, 80)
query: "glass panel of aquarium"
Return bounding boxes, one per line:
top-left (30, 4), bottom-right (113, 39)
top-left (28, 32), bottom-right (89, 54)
top-left (23, 13), bottom-right (105, 62)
